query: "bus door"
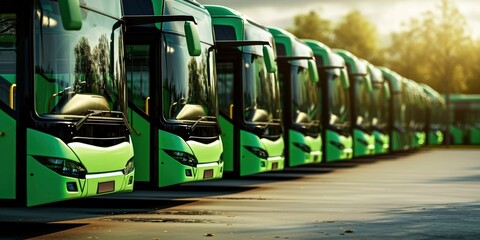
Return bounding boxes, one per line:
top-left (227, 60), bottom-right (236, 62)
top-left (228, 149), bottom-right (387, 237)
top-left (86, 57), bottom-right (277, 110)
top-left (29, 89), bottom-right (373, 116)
top-left (125, 44), bottom-right (153, 183)
top-left (0, 11), bottom-right (17, 199)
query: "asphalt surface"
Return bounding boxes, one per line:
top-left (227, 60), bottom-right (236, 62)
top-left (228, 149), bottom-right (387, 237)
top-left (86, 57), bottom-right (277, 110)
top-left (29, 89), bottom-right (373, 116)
top-left (1, 148), bottom-right (479, 239)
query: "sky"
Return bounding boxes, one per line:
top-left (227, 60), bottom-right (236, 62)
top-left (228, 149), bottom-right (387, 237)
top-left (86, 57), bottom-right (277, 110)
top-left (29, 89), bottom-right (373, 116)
top-left (196, 0), bottom-right (480, 39)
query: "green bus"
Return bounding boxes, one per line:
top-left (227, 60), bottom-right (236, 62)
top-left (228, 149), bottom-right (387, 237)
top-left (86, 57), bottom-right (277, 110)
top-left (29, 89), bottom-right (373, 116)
top-left (123, 0), bottom-right (224, 187)
top-left (366, 63), bottom-right (390, 154)
top-left (446, 94), bottom-right (480, 145)
top-left (420, 84), bottom-right (445, 145)
top-left (206, 5), bottom-right (284, 176)
top-left (379, 67), bottom-right (409, 152)
top-left (269, 27), bottom-right (322, 167)
top-left (0, 0), bottom-right (135, 206)
top-left (303, 40), bottom-right (353, 162)
top-left (422, 84), bottom-right (445, 145)
top-left (334, 49), bottom-right (375, 157)
top-left (406, 79), bottom-right (427, 148)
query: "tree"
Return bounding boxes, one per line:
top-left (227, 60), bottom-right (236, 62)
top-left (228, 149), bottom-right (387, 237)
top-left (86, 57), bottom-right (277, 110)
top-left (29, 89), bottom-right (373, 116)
top-left (286, 11), bottom-right (333, 46)
top-left (384, 0), bottom-right (474, 94)
top-left (384, 17), bottom-right (431, 83)
top-left (424, 0), bottom-right (471, 93)
top-left (332, 10), bottom-right (379, 64)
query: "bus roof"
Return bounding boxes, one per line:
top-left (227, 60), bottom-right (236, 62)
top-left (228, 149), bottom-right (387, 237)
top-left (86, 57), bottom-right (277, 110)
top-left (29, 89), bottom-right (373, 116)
top-left (333, 49), bottom-right (367, 76)
top-left (303, 39), bottom-right (345, 68)
top-left (268, 27), bottom-right (313, 58)
top-left (378, 67), bottom-right (403, 93)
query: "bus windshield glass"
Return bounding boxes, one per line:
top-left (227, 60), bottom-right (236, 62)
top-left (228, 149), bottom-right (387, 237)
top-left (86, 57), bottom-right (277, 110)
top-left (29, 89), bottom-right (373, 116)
top-left (353, 75), bottom-right (372, 129)
top-left (242, 53), bottom-right (281, 123)
top-left (34, 0), bottom-right (125, 117)
top-left (290, 60), bottom-right (320, 126)
top-left (372, 82), bottom-right (389, 129)
top-left (325, 68), bottom-right (349, 127)
top-left (161, 7), bottom-right (217, 123)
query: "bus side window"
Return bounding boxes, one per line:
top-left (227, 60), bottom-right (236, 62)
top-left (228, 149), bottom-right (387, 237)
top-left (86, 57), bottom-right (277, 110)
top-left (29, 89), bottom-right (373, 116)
top-left (0, 13), bottom-right (16, 110)
top-left (217, 62), bottom-right (234, 118)
top-left (126, 45), bottom-right (150, 114)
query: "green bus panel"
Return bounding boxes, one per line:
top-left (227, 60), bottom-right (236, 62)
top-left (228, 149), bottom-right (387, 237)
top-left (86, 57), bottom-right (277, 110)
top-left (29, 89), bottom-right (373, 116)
top-left (450, 126), bottom-right (464, 145)
top-left (0, 110), bottom-right (15, 199)
top-left (26, 129), bottom-right (134, 207)
top-left (219, 116), bottom-right (234, 172)
top-left (157, 130), bottom-right (223, 187)
top-left (240, 130), bottom-right (283, 176)
top-left (414, 131), bottom-right (426, 148)
top-left (353, 129), bottom-right (375, 157)
top-left (391, 130), bottom-right (403, 152)
top-left (219, 115), bottom-right (284, 176)
top-left (325, 129), bottom-right (353, 162)
top-left (287, 129), bottom-right (321, 167)
top-left (428, 130), bottom-right (444, 145)
top-left (471, 128), bottom-right (480, 144)
top-left (260, 134), bottom-right (285, 172)
top-left (373, 130), bottom-right (389, 154)
top-left (128, 109), bottom-right (151, 182)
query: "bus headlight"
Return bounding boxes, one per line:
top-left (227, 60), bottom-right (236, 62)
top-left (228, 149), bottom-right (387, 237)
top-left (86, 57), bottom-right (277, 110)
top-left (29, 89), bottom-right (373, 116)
top-left (293, 142), bottom-right (311, 153)
top-left (123, 158), bottom-right (135, 175)
top-left (244, 146), bottom-right (268, 159)
top-left (163, 150), bottom-right (198, 167)
top-left (35, 157), bottom-right (87, 179)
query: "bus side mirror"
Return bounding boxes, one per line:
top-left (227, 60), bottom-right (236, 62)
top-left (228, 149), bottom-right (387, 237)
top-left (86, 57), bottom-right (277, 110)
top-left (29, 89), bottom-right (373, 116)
top-left (308, 59), bottom-right (319, 83)
top-left (263, 45), bottom-right (277, 73)
top-left (384, 83), bottom-right (391, 99)
top-left (58, 0), bottom-right (82, 30)
top-left (185, 21), bottom-right (201, 56)
top-left (341, 68), bottom-right (350, 89)
top-left (366, 75), bottom-right (373, 92)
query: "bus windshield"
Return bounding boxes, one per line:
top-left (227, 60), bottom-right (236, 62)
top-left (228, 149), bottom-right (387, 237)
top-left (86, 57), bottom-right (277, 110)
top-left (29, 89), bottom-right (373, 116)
top-left (243, 53), bottom-right (281, 123)
top-left (325, 68), bottom-right (350, 128)
top-left (290, 60), bottom-right (320, 126)
top-left (34, 0), bottom-right (125, 117)
top-left (372, 82), bottom-right (389, 129)
top-left (353, 75), bottom-right (372, 129)
top-left (161, 34), bottom-right (217, 122)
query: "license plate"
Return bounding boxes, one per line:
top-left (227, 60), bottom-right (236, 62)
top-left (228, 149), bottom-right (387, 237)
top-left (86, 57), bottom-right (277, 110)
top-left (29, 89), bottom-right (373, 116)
top-left (272, 162), bottom-right (278, 169)
top-left (203, 169), bottom-right (213, 179)
top-left (97, 181), bottom-right (115, 194)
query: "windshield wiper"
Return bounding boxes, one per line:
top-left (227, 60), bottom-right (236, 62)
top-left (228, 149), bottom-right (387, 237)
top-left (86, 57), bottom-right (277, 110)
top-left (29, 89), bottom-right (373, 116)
top-left (190, 116), bottom-right (217, 132)
top-left (262, 118), bottom-right (281, 130)
top-left (75, 110), bottom-right (106, 131)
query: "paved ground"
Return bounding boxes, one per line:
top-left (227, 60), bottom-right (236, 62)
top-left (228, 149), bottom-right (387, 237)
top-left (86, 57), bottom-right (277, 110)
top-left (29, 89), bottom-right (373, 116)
top-left (1, 148), bottom-right (479, 239)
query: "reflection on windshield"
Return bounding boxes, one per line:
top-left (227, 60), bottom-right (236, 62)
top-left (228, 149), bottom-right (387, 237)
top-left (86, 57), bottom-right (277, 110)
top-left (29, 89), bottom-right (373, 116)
top-left (372, 82), bottom-right (389, 128)
top-left (34, 0), bottom-right (125, 116)
top-left (161, 33), bottom-right (217, 122)
top-left (291, 64), bottom-right (320, 125)
top-left (242, 54), bottom-right (281, 123)
top-left (323, 68), bottom-right (349, 127)
top-left (353, 75), bottom-right (371, 128)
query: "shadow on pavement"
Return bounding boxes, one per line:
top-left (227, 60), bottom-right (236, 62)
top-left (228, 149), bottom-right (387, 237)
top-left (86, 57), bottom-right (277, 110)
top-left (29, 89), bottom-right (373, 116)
top-left (0, 222), bottom-right (87, 239)
top-left (263, 202), bottom-right (480, 240)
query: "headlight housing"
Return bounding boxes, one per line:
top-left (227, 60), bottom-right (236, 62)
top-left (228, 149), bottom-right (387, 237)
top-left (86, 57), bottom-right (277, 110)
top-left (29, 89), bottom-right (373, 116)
top-left (293, 142), bottom-right (311, 153)
top-left (244, 146), bottom-right (268, 159)
top-left (123, 158), bottom-right (135, 175)
top-left (163, 149), bottom-right (198, 167)
top-left (36, 157), bottom-right (87, 179)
